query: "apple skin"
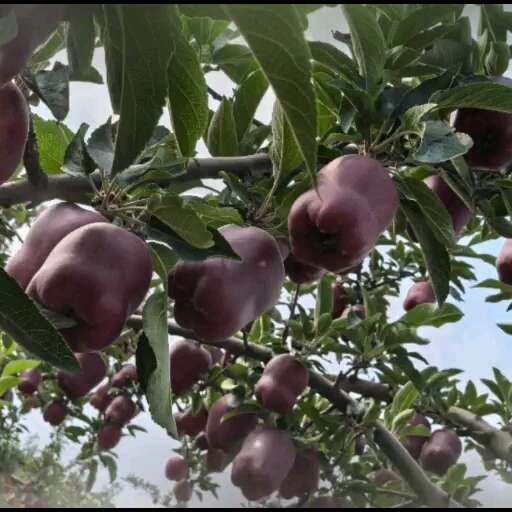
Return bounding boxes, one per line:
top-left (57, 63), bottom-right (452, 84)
top-left (279, 449), bottom-right (320, 499)
top-left (0, 82), bottom-right (29, 185)
top-left (497, 240), bottom-right (512, 284)
top-left (420, 429), bottom-right (462, 476)
top-left (111, 364), bottom-right (138, 388)
top-left (43, 400), bottom-right (67, 426)
top-left (170, 340), bottom-right (212, 395)
top-left (255, 354), bottom-right (309, 415)
top-left (90, 383), bottom-right (112, 412)
top-left (284, 252), bottom-right (324, 284)
top-left (105, 395), bottom-right (136, 427)
top-left (26, 223), bottom-right (153, 353)
top-left (175, 408), bottom-right (208, 437)
top-left (97, 424), bottom-right (122, 451)
top-left (402, 414), bottom-right (431, 461)
top-left (168, 225), bottom-right (285, 342)
top-left (17, 368), bottom-right (42, 395)
top-left (206, 394), bottom-right (258, 451)
top-left (288, 155), bottom-right (399, 273)
top-left (165, 455), bottom-right (188, 482)
top-left (57, 353), bottom-right (106, 400)
top-left (403, 280), bottom-right (435, 311)
top-left (206, 448), bottom-right (226, 474)
top-left (231, 426), bottom-right (296, 501)
top-left (174, 480), bottom-right (193, 503)
top-left (6, 202), bottom-right (108, 289)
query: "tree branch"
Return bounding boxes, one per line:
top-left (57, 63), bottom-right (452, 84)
top-left (126, 315), bottom-right (460, 508)
top-left (0, 154), bottom-right (272, 208)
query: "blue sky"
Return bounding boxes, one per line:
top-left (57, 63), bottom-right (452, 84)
top-left (19, 5), bottom-right (512, 507)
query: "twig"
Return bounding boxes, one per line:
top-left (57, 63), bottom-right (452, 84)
top-left (23, 116), bottom-right (48, 188)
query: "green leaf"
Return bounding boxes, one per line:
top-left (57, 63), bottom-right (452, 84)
top-left (315, 274), bottom-right (335, 335)
top-left (0, 376), bottom-right (19, 398)
top-left (398, 302), bottom-right (464, 328)
top-left (233, 69), bottom-right (268, 142)
top-left (139, 290), bottom-right (177, 437)
top-left (102, 5), bottom-right (173, 175)
top-left (224, 4), bottom-right (317, 183)
top-left (0, 268), bottom-right (79, 372)
top-left (211, 44), bottom-right (258, 83)
top-left (391, 382), bottom-right (418, 416)
top-left (342, 4), bottom-right (387, 89)
top-left (185, 198), bottom-right (243, 228)
top-left (151, 194), bottom-right (213, 249)
top-left (2, 359), bottom-right (40, 377)
top-left (433, 81), bottom-right (512, 113)
top-left (308, 41), bottom-right (360, 84)
top-left (185, 16), bottom-right (231, 46)
top-left (63, 123), bottom-right (96, 176)
top-left (398, 176), bottom-right (456, 248)
top-left (33, 115), bottom-right (73, 174)
top-left (497, 323), bottom-right (512, 336)
top-left (168, 6), bottom-right (209, 157)
top-left (206, 98), bottom-right (239, 156)
top-left (86, 118), bottom-right (114, 173)
top-left (149, 242), bottom-right (178, 284)
top-left (473, 278), bottom-right (512, 295)
top-left (400, 199), bottom-right (451, 305)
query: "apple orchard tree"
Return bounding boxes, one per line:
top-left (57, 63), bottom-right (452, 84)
top-left (4, 4), bottom-right (512, 508)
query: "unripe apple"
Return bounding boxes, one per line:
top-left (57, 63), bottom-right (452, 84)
top-left (165, 454), bottom-right (188, 482)
top-left (231, 426), bottom-right (296, 501)
top-left (17, 368), bottom-right (42, 395)
top-left (206, 448), bottom-right (226, 474)
top-left (97, 424), bottom-right (122, 451)
top-left (420, 428), bottom-right (462, 476)
top-left (174, 480), bottom-right (193, 503)
top-left (175, 407), bottom-right (208, 437)
top-left (170, 340), bottom-right (212, 395)
top-left (288, 155), bottom-right (399, 272)
top-left (26, 223), bottom-right (153, 352)
top-left (89, 383), bottom-right (112, 412)
top-left (57, 353), bottom-right (106, 400)
top-left (402, 415), bottom-right (431, 461)
top-left (0, 6), bottom-right (66, 86)
top-left (168, 225), bottom-right (285, 341)
top-left (0, 82), bottom-right (29, 185)
top-left (206, 394), bottom-right (258, 451)
top-left (111, 364), bottom-right (138, 388)
top-left (105, 395), bottom-right (136, 427)
top-left (255, 354), bottom-right (309, 415)
top-left (6, 202), bottom-right (108, 289)
top-left (43, 400), bottom-right (67, 426)
top-left (497, 240), bottom-right (512, 284)
top-left (279, 449), bottom-right (320, 499)
top-left (403, 280), bottom-right (435, 311)
top-left (332, 283), bottom-right (349, 319)
top-left (284, 253), bottom-right (324, 284)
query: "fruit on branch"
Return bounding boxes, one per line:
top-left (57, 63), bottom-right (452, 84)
top-left (97, 424), bottom-right (122, 451)
top-left (288, 155), bottom-right (399, 273)
top-left (304, 496), bottom-right (351, 508)
top-left (0, 82), bottom-right (29, 185)
top-left (170, 340), bottom-right (212, 395)
top-left (206, 448), bottom-right (226, 473)
top-left (454, 78), bottom-right (512, 170)
top-left (175, 407), bottom-right (208, 437)
top-left (168, 225), bottom-right (285, 341)
top-left (43, 400), bottom-right (67, 426)
top-left (419, 428), bottom-right (462, 476)
top-left (402, 414), bottom-right (431, 461)
top-left (332, 282), bottom-right (349, 319)
top-left (0, 5), bottom-right (66, 86)
top-left (174, 480), bottom-right (193, 503)
top-left (111, 364), bottom-right (138, 388)
top-left (279, 449), bottom-right (320, 499)
top-left (403, 280), bottom-right (435, 311)
top-left (165, 455), bottom-right (188, 482)
top-left (373, 469), bottom-right (401, 487)
top-left (6, 202), bottom-right (107, 289)
top-left (89, 383), bottom-right (112, 412)
top-left (284, 252), bottom-right (324, 284)
top-left (206, 394), bottom-right (258, 450)
top-left (17, 368), bottom-right (42, 395)
top-left (26, 223), bottom-right (153, 352)
top-left (57, 353), bottom-right (106, 400)
top-left (105, 395), bottom-right (136, 427)
top-left (255, 354), bottom-right (309, 415)
top-left (497, 240), bottom-right (512, 284)
top-left (231, 426), bottom-right (296, 501)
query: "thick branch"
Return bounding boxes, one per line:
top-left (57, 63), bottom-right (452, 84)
top-left (127, 315), bottom-right (459, 508)
top-left (0, 154), bottom-right (272, 208)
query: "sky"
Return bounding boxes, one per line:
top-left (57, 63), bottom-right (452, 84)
top-left (16, 5), bottom-right (512, 508)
